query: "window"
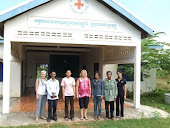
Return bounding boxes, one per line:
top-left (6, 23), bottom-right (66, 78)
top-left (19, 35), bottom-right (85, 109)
top-left (0, 62), bottom-right (3, 82)
top-left (94, 63), bottom-right (99, 74)
top-left (36, 64), bottom-right (48, 79)
top-left (118, 64), bottom-right (143, 81)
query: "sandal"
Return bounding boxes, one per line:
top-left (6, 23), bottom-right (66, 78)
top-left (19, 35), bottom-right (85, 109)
top-left (84, 116), bottom-right (88, 120)
top-left (80, 116), bottom-right (83, 120)
top-left (35, 117), bottom-right (39, 123)
top-left (41, 116), bottom-right (47, 120)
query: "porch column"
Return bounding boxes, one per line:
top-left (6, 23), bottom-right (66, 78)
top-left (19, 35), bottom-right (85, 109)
top-left (133, 44), bottom-right (141, 108)
top-left (3, 39), bottom-right (11, 114)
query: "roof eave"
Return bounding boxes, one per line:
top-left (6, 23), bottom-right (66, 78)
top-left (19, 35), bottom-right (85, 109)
top-left (0, 0), bottom-right (51, 23)
top-left (100, 0), bottom-right (154, 38)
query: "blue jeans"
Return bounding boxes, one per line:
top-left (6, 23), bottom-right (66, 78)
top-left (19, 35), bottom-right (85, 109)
top-left (93, 96), bottom-right (102, 117)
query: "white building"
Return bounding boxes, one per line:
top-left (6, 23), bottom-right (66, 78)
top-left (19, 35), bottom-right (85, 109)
top-left (0, 0), bottom-right (153, 114)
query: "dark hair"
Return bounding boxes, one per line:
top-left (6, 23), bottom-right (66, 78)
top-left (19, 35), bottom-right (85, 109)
top-left (117, 70), bottom-right (123, 74)
top-left (94, 71), bottom-right (100, 76)
top-left (106, 71), bottom-right (112, 75)
top-left (66, 70), bottom-right (71, 72)
top-left (50, 70), bottom-right (56, 74)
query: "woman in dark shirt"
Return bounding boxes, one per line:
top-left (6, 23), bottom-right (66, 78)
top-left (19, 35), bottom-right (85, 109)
top-left (115, 70), bottom-right (127, 118)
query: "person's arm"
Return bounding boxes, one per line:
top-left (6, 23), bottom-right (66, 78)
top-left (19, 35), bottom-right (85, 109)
top-left (91, 80), bottom-right (94, 99)
top-left (103, 81), bottom-right (105, 100)
top-left (61, 79), bottom-right (65, 101)
top-left (47, 81), bottom-right (53, 97)
top-left (73, 85), bottom-right (75, 99)
top-left (62, 86), bottom-right (65, 100)
top-left (89, 79), bottom-right (91, 98)
top-left (76, 79), bottom-right (79, 99)
top-left (73, 78), bottom-right (76, 99)
top-left (56, 81), bottom-right (60, 97)
top-left (114, 80), bottom-right (118, 100)
top-left (124, 84), bottom-right (127, 99)
top-left (101, 81), bottom-right (104, 99)
top-left (35, 79), bottom-right (39, 100)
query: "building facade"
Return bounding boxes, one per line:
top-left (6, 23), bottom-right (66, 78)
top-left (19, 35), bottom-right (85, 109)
top-left (0, 0), bottom-right (153, 114)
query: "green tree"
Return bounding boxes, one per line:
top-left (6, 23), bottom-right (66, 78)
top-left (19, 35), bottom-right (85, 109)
top-left (118, 32), bottom-right (170, 83)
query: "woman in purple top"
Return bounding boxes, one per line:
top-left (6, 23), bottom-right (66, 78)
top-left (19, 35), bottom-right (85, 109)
top-left (76, 69), bottom-right (91, 120)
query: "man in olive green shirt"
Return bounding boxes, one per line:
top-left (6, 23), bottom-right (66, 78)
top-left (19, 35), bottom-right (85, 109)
top-left (103, 71), bottom-right (118, 120)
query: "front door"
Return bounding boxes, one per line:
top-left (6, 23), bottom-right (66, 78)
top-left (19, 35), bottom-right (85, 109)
top-left (50, 55), bottom-right (79, 78)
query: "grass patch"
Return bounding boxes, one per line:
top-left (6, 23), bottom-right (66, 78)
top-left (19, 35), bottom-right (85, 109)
top-left (3, 123), bottom-right (68, 128)
top-left (2, 118), bottom-right (170, 128)
top-left (127, 78), bottom-right (170, 113)
top-left (141, 88), bottom-right (170, 113)
top-left (71, 118), bottom-right (170, 128)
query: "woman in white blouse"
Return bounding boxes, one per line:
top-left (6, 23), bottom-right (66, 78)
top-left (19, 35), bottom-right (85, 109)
top-left (35, 70), bottom-right (47, 123)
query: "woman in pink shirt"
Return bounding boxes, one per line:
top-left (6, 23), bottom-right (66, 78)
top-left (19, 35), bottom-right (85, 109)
top-left (76, 70), bottom-right (91, 120)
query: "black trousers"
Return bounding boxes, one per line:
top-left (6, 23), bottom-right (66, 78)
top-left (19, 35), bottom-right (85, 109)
top-left (105, 101), bottom-right (114, 118)
top-left (116, 95), bottom-right (124, 117)
top-left (48, 99), bottom-right (58, 119)
top-left (65, 96), bottom-right (74, 118)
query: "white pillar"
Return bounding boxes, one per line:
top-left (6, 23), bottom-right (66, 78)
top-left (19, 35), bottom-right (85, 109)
top-left (133, 44), bottom-right (141, 108)
top-left (3, 39), bottom-right (11, 114)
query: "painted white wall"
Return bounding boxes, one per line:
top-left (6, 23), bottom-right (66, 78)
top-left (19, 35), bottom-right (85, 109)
top-left (0, 44), bottom-right (3, 59)
top-left (3, 0), bottom-right (141, 47)
top-left (0, 82), bottom-right (2, 97)
top-left (0, 61), bottom-right (22, 97)
top-left (102, 64), bottom-right (118, 80)
top-left (10, 61), bottom-right (21, 97)
top-left (1, 0), bottom-right (144, 113)
top-left (127, 68), bottom-right (156, 93)
top-left (80, 47), bottom-right (103, 79)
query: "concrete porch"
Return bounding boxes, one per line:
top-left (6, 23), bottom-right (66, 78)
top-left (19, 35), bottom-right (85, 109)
top-left (0, 99), bottom-right (169, 127)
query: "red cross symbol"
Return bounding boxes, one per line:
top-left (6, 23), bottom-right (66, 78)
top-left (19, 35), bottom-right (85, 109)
top-left (74, 0), bottom-right (84, 10)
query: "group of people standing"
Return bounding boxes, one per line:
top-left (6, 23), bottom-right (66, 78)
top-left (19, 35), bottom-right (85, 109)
top-left (35, 69), bottom-right (126, 123)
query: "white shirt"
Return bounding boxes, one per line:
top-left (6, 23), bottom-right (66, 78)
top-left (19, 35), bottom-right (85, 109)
top-left (47, 78), bottom-right (60, 100)
top-left (37, 79), bottom-right (47, 95)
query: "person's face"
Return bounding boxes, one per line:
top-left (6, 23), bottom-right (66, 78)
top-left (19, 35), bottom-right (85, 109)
top-left (66, 70), bottom-right (71, 77)
top-left (95, 73), bottom-right (99, 80)
top-left (51, 72), bottom-right (56, 78)
top-left (41, 73), bottom-right (46, 79)
top-left (117, 72), bottom-right (122, 78)
top-left (81, 72), bottom-right (86, 78)
top-left (107, 73), bottom-right (112, 79)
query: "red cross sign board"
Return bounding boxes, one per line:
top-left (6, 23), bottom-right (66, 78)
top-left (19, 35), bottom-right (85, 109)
top-left (70, 0), bottom-right (88, 13)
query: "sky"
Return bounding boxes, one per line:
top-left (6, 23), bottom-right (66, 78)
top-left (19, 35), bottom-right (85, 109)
top-left (0, 0), bottom-right (170, 42)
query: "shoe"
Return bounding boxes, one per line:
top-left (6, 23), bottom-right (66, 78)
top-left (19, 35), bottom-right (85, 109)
top-left (53, 117), bottom-right (58, 122)
top-left (111, 117), bottom-right (115, 120)
top-left (47, 118), bottom-right (51, 122)
top-left (105, 117), bottom-right (109, 120)
top-left (35, 117), bottom-right (39, 123)
top-left (120, 116), bottom-right (124, 119)
top-left (71, 118), bottom-right (75, 121)
top-left (65, 117), bottom-right (69, 121)
top-left (97, 116), bottom-right (101, 120)
top-left (94, 116), bottom-right (97, 120)
top-left (116, 115), bottom-right (120, 118)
